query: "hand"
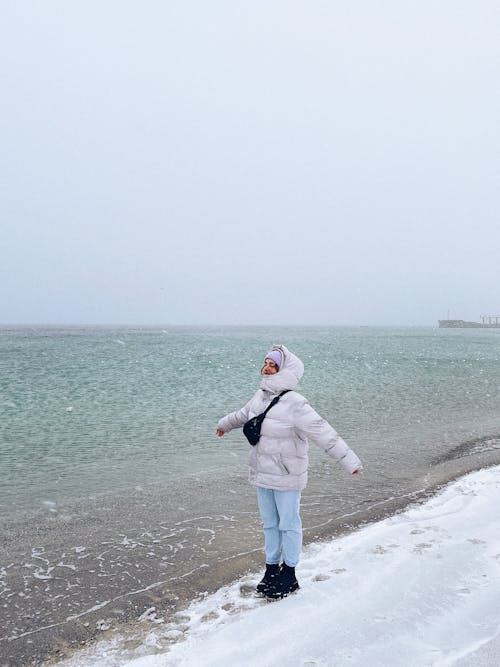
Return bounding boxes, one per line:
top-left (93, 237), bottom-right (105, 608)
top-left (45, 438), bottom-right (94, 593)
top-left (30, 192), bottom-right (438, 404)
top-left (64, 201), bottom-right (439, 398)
top-left (216, 429), bottom-right (225, 437)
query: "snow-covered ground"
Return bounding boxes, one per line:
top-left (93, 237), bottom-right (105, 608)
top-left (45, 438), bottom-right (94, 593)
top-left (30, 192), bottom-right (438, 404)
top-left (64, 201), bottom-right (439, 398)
top-left (56, 466), bottom-right (500, 667)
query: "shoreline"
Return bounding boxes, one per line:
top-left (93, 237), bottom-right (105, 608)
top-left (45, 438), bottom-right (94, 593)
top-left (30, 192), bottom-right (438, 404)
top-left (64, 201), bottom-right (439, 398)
top-left (122, 463), bottom-right (500, 666)
top-left (3, 447), bottom-right (500, 667)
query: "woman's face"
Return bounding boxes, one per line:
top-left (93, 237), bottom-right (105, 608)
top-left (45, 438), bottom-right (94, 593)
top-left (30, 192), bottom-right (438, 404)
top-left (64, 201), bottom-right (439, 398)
top-left (262, 358), bottom-right (279, 375)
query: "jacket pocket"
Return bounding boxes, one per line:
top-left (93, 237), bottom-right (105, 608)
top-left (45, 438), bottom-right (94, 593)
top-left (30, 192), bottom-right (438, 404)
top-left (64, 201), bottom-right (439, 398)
top-left (278, 456), bottom-right (290, 474)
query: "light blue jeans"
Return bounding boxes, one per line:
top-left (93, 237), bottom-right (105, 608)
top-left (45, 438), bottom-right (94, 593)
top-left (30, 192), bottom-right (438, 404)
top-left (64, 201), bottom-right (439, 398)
top-left (256, 487), bottom-right (302, 567)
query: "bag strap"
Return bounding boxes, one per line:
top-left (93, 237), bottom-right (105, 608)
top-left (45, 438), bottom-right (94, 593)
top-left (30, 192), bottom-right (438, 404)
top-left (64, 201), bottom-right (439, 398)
top-left (262, 389), bottom-right (291, 416)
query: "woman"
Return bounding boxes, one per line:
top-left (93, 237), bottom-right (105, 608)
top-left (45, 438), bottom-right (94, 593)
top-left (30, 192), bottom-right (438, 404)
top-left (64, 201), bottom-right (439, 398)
top-left (216, 344), bottom-right (362, 600)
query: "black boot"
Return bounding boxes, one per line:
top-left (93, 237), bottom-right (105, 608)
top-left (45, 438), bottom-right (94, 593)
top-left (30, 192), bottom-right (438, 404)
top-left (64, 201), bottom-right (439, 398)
top-left (264, 563), bottom-right (299, 599)
top-left (256, 563), bottom-right (281, 595)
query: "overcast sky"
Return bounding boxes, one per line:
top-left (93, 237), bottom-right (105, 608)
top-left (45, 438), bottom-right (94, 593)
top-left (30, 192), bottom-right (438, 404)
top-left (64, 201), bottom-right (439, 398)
top-left (1, 1), bottom-right (498, 326)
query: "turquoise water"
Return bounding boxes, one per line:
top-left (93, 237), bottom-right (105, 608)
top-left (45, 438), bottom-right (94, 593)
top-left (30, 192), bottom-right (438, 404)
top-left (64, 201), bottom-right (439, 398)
top-left (1, 325), bottom-right (500, 518)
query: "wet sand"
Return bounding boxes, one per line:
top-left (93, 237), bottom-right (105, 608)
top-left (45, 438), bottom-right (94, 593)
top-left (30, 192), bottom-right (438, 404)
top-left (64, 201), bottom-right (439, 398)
top-left (2, 445), bottom-right (500, 667)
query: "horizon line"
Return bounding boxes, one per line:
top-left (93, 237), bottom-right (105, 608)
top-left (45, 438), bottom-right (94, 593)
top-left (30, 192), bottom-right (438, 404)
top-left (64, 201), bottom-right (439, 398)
top-left (0, 322), bottom-right (440, 329)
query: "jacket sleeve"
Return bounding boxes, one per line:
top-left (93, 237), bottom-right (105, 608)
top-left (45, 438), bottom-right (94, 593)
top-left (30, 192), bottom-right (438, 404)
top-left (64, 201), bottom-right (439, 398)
top-left (217, 396), bottom-right (254, 433)
top-left (293, 398), bottom-right (362, 474)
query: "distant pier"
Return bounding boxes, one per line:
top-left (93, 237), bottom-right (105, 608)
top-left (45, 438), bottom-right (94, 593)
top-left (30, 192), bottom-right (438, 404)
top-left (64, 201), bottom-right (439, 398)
top-left (439, 315), bottom-right (500, 328)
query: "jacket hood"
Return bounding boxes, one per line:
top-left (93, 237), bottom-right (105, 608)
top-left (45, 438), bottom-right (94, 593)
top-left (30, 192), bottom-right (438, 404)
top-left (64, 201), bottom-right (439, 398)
top-left (260, 344), bottom-right (304, 394)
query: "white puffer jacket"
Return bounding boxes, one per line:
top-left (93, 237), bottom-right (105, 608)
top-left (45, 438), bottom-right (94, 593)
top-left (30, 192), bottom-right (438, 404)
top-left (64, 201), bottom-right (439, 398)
top-left (217, 345), bottom-right (362, 491)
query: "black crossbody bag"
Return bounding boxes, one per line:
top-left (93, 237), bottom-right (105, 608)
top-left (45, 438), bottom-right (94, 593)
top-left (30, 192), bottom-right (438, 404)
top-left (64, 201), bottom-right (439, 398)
top-left (242, 390), bottom-right (291, 446)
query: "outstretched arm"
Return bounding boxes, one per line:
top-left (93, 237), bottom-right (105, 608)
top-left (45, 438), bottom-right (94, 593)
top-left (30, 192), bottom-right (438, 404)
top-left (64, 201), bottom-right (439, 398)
top-left (293, 399), bottom-right (362, 474)
top-left (216, 394), bottom-right (256, 435)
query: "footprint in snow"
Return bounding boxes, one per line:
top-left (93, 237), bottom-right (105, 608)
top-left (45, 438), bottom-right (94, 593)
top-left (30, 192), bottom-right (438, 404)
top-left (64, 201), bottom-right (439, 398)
top-left (239, 583), bottom-right (257, 597)
top-left (372, 545), bottom-right (389, 555)
top-left (201, 610), bottom-right (220, 623)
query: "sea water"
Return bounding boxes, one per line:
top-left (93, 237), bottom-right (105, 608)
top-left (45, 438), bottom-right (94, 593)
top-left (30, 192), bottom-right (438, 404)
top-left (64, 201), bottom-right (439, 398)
top-left (1, 326), bottom-right (500, 665)
top-left (2, 325), bottom-right (500, 519)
